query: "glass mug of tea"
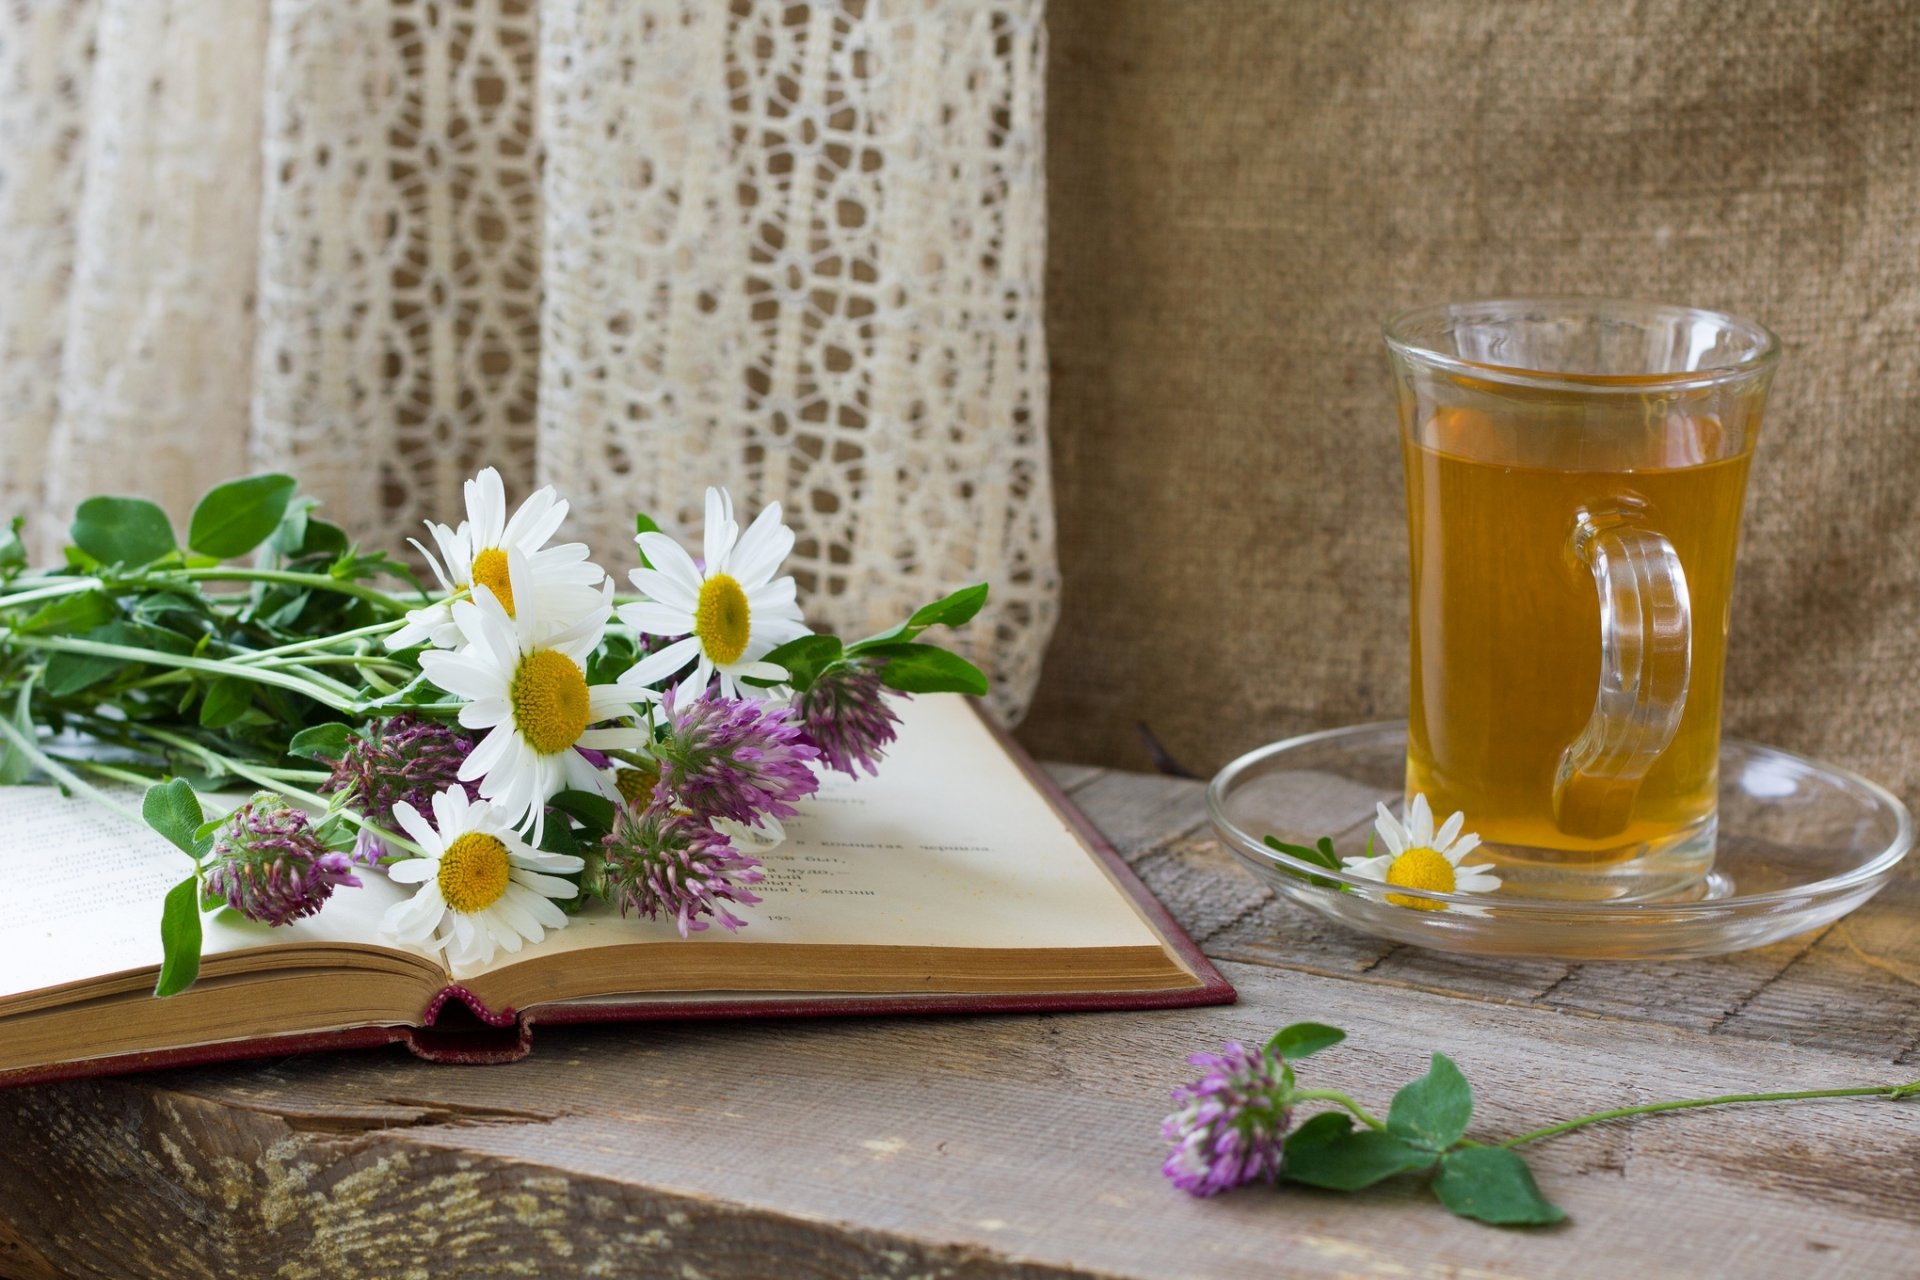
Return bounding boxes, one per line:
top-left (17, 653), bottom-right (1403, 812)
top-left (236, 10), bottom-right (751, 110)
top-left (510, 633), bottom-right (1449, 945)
top-left (1384, 299), bottom-right (1779, 901)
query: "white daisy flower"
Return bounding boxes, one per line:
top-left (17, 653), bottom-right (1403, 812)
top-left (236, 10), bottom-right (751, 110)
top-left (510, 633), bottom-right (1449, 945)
top-left (387, 467), bottom-right (606, 651)
top-left (380, 786), bottom-right (585, 969)
top-left (616, 487), bottom-right (813, 704)
top-left (1343, 793), bottom-right (1501, 910)
top-left (417, 565), bottom-right (648, 843)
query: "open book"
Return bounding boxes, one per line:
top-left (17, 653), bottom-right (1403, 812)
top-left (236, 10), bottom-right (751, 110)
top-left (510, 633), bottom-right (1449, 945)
top-left (0, 695), bottom-right (1230, 1086)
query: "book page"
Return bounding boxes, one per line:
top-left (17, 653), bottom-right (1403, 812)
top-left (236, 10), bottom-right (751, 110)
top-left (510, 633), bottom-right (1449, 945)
top-left (471, 694), bottom-right (1164, 982)
top-left (0, 785), bottom-right (434, 1006)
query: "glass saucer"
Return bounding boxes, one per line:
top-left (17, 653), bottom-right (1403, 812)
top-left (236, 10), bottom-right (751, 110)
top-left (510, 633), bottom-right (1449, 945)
top-left (1207, 721), bottom-right (1913, 961)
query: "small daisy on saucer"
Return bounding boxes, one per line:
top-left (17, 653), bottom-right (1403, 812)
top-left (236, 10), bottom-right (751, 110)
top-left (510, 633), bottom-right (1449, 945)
top-left (1343, 793), bottom-right (1500, 910)
top-left (388, 466), bottom-right (605, 651)
top-left (617, 487), bottom-right (813, 704)
top-left (380, 786), bottom-right (585, 969)
top-left (418, 568), bottom-right (648, 843)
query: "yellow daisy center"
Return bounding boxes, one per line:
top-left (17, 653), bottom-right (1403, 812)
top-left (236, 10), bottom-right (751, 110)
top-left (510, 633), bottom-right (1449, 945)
top-left (438, 831), bottom-right (511, 914)
top-left (511, 648), bottom-right (591, 755)
top-left (470, 546), bottom-right (516, 616)
top-left (615, 765), bottom-right (661, 808)
top-left (694, 573), bottom-right (751, 667)
top-left (1384, 846), bottom-right (1455, 910)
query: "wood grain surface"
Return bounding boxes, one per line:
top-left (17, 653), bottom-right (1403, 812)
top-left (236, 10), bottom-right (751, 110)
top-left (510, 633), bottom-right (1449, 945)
top-left (2, 764), bottom-right (1916, 1280)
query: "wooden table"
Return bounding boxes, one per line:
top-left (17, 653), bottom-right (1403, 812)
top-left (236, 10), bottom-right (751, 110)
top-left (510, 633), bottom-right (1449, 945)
top-left (3, 763), bottom-right (1917, 1280)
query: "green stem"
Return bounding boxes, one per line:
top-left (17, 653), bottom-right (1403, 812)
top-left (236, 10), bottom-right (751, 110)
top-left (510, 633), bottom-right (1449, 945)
top-left (129, 722), bottom-right (420, 857)
top-left (0, 577), bottom-right (102, 610)
top-left (230, 617), bottom-right (410, 663)
top-left (1, 632), bottom-right (359, 712)
top-left (60, 757), bottom-right (164, 788)
top-left (178, 567), bottom-right (410, 612)
top-left (1501, 1080), bottom-right (1920, 1148)
top-left (254, 652), bottom-right (410, 674)
top-left (0, 715), bottom-right (144, 824)
top-left (1291, 1088), bottom-right (1389, 1132)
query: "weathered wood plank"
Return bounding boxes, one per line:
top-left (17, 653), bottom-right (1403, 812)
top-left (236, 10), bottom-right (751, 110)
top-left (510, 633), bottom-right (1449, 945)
top-left (1040, 761), bottom-right (1107, 794)
top-left (2, 961), bottom-right (1915, 1280)
top-left (1065, 772), bottom-right (1208, 862)
top-left (4, 764), bottom-right (1917, 1279)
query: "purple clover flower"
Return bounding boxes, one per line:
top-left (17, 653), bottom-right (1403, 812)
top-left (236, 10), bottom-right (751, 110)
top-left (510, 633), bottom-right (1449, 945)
top-left (653, 691), bottom-right (820, 827)
top-left (795, 663), bottom-right (903, 777)
top-left (1160, 1041), bottom-right (1291, 1196)
top-left (601, 802), bottom-right (765, 937)
top-left (321, 713), bottom-right (475, 832)
top-left (203, 794), bottom-right (362, 927)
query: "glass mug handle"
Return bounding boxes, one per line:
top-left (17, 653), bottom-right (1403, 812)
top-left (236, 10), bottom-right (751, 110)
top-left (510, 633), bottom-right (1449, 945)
top-left (1552, 507), bottom-right (1692, 840)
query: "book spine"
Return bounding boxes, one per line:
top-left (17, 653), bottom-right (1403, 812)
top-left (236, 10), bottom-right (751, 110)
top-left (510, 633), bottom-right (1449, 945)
top-left (404, 985), bottom-right (532, 1065)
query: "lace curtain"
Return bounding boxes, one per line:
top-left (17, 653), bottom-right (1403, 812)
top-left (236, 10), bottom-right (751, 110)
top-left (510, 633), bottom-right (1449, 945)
top-left (0, 0), bottom-right (1056, 721)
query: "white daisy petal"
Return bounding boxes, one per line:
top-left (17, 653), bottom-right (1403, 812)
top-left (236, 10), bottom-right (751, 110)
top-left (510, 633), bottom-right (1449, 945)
top-left (627, 565), bottom-right (699, 613)
top-left (512, 847), bottom-right (587, 873)
top-left (728, 501), bottom-right (795, 587)
top-left (384, 885), bottom-right (446, 942)
top-left (620, 601), bottom-right (695, 636)
top-left (702, 487), bottom-right (734, 572)
top-left (388, 857), bottom-right (437, 885)
top-left (417, 651), bottom-right (502, 701)
top-left (637, 533), bottom-right (704, 593)
top-left (621, 635), bottom-right (703, 688)
top-left (1407, 793), bottom-right (1434, 846)
top-left (500, 485), bottom-right (565, 550)
top-left (391, 801), bottom-right (441, 853)
top-left (511, 868), bottom-right (581, 899)
top-left (1433, 809), bottom-right (1465, 852)
top-left (1373, 802), bottom-right (1409, 856)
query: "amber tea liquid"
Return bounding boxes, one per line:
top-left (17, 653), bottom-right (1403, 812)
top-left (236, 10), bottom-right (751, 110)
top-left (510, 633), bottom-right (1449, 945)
top-left (1403, 398), bottom-right (1755, 889)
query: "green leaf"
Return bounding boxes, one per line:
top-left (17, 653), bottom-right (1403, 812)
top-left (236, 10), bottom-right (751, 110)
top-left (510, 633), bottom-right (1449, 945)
top-left (1268, 1022), bottom-right (1346, 1061)
top-left (0, 676), bottom-right (36, 785)
top-left (760, 634), bottom-right (844, 692)
top-left (1284, 1110), bottom-right (1355, 1153)
top-left (71, 495), bottom-right (176, 566)
top-left (876, 645), bottom-right (989, 696)
top-left (288, 722), bottom-right (355, 762)
top-left (198, 676), bottom-right (253, 728)
top-left (1261, 834), bottom-right (1345, 890)
top-left (0, 516), bottom-right (25, 579)
top-left (154, 875), bottom-right (204, 998)
top-left (1283, 1126), bottom-right (1437, 1191)
top-left (548, 788), bottom-right (616, 834)
top-left (847, 583), bottom-right (991, 653)
top-left (265, 494), bottom-right (315, 561)
top-left (18, 588), bottom-right (117, 636)
top-left (908, 582), bottom-right (988, 629)
top-left (188, 473), bottom-right (298, 560)
top-left (633, 513), bottom-right (661, 569)
top-left (1389, 1053), bottom-right (1475, 1151)
top-left (41, 620), bottom-right (194, 696)
top-left (1432, 1147), bottom-right (1566, 1226)
top-left (143, 778), bottom-right (214, 860)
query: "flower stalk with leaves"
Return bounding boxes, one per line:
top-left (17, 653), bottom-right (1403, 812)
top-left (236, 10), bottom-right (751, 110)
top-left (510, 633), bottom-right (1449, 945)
top-left (1163, 1022), bottom-right (1920, 1226)
top-left (0, 470), bottom-right (991, 997)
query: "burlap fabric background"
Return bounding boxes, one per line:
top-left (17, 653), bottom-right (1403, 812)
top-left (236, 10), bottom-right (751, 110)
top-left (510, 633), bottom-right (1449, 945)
top-left (1018, 0), bottom-right (1920, 809)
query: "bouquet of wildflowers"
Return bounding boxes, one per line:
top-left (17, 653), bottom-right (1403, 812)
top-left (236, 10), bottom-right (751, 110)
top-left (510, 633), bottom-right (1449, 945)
top-left (0, 470), bottom-right (988, 994)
